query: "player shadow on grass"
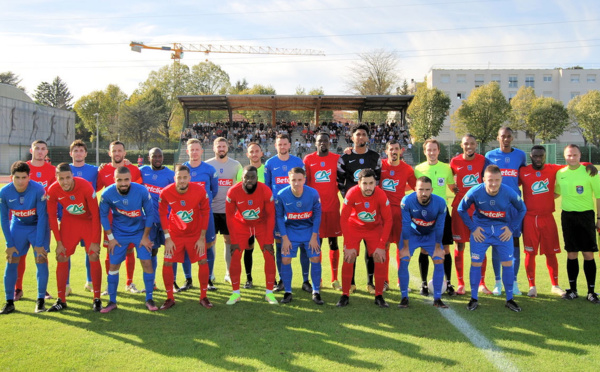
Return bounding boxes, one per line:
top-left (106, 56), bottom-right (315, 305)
top-left (29, 288), bottom-right (460, 370)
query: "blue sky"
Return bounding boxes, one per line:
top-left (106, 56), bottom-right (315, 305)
top-left (2, 0), bottom-right (599, 100)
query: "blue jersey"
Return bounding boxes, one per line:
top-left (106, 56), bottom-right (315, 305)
top-left (457, 183), bottom-right (526, 233)
top-left (183, 161), bottom-right (219, 202)
top-left (140, 165), bottom-right (174, 219)
top-left (275, 185), bottom-right (321, 243)
top-left (70, 163), bottom-right (98, 190)
top-left (485, 148), bottom-right (526, 195)
top-left (400, 193), bottom-right (447, 244)
top-left (265, 155), bottom-right (305, 196)
top-left (99, 183), bottom-right (154, 238)
top-left (0, 181), bottom-right (48, 247)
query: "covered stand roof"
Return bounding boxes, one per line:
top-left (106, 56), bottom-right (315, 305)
top-left (177, 94), bottom-right (414, 126)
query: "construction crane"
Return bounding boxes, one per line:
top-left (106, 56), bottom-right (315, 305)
top-left (130, 41), bottom-right (325, 62)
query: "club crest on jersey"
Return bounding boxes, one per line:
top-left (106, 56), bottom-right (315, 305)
top-left (66, 203), bottom-right (85, 215)
top-left (248, 200), bottom-right (253, 206)
top-left (490, 200), bottom-right (495, 205)
top-left (321, 161), bottom-right (325, 167)
top-left (357, 210), bottom-right (376, 222)
top-left (505, 157), bottom-right (510, 163)
top-left (390, 170), bottom-right (395, 176)
top-left (462, 174), bottom-right (480, 187)
top-left (421, 210), bottom-right (427, 217)
top-left (152, 174), bottom-right (157, 180)
top-left (359, 158), bottom-right (364, 165)
top-left (220, 168), bottom-right (224, 174)
top-left (536, 171), bottom-right (541, 177)
top-left (282, 165), bottom-right (287, 171)
top-left (365, 202), bottom-right (370, 208)
top-left (70, 195), bottom-right (75, 200)
top-left (437, 177), bottom-right (445, 187)
top-left (20, 196), bottom-right (25, 205)
top-left (467, 165), bottom-right (472, 171)
top-left (576, 185), bottom-right (584, 194)
top-left (353, 169), bottom-right (361, 182)
top-left (192, 171), bottom-right (197, 177)
top-left (315, 170), bottom-right (331, 182)
top-left (123, 199), bottom-right (128, 206)
top-left (382, 179), bottom-right (399, 192)
top-left (296, 201), bottom-right (302, 207)
top-left (77, 171), bottom-right (83, 177)
top-left (176, 210), bottom-right (194, 223)
top-left (531, 179), bottom-right (549, 195)
top-left (242, 208), bottom-right (261, 220)
top-left (180, 200), bottom-right (186, 206)
top-left (37, 172), bottom-right (41, 178)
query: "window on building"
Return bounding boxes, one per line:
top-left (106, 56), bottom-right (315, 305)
top-left (441, 74), bottom-right (450, 83)
top-left (508, 75), bottom-right (518, 88)
top-left (525, 75), bottom-right (534, 88)
top-left (543, 75), bottom-right (552, 82)
top-left (587, 74), bottom-right (596, 83)
top-left (457, 92), bottom-right (465, 100)
top-left (571, 75), bottom-right (580, 83)
top-left (508, 92), bottom-right (517, 102)
top-left (571, 92), bottom-right (580, 99)
top-left (491, 74), bottom-right (501, 83)
top-left (474, 74), bottom-right (484, 87)
top-left (457, 74), bottom-right (467, 84)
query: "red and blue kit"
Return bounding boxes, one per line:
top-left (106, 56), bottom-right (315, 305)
top-left (379, 159), bottom-right (416, 243)
top-left (226, 182), bottom-right (276, 248)
top-left (265, 155), bottom-right (305, 197)
top-left (27, 161), bottom-right (56, 191)
top-left (304, 152), bottom-right (341, 237)
top-left (70, 164), bottom-right (99, 190)
top-left (97, 164), bottom-right (142, 190)
top-left (449, 153), bottom-right (486, 242)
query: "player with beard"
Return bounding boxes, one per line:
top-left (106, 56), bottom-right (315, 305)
top-left (97, 141), bottom-right (143, 294)
top-left (99, 167), bottom-right (155, 313)
top-left (206, 137), bottom-right (242, 285)
top-left (225, 166), bottom-right (277, 305)
top-left (304, 132), bottom-right (342, 290)
top-left (337, 124), bottom-right (381, 294)
top-left (158, 165), bottom-right (213, 310)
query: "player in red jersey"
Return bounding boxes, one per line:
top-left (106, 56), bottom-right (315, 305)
top-left (225, 165), bottom-right (277, 305)
top-left (14, 140), bottom-right (56, 301)
top-left (97, 141), bottom-right (142, 294)
top-left (46, 163), bottom-right (102, 312)
top-left (336, 169), bottom-right (392, 308)
top-left (379, 140), bottom-right (416, 291)
top-left (158, 165), bottom-right (213, 310)
top-left (449, 134), bottom-right (487, 295)
top-left (304, 132), bottom-right (343, 290)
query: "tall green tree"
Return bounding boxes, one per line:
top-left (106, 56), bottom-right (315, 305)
top-left (527, 97), bottom-right (569, 143)
top-left (237, 84), bottom-right (277, 124)
top-left (509, 86), bottom-right (536, 141)
top-left (450, 82), bottom-right (511, 150)
top-left (33, 76), bottom-right (74, 110)
top-left (346, 49), bottom-right (400, 95)
top-left (229, 78), bottom-right (249, 94)
top-left (0, 71), bottom-right (25, 90)
top-left (568, 90), bottom-right (600, 147)
top-left (73, 84), bottom-right (127, 143)
top-left (406, 82), bottom-right (451, 142)
top-left (119, 91), bottom-right (162, 150)
top-left (567, 94), bottom-right (587, 146)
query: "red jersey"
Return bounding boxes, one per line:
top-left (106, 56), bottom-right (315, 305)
top-left (379, 159), bottom-right (416, 206)
top-left (97, 163), bottom-right (142, 190)
top-left (159, 183), bottom-right (210, 239)
top-left (47, 177), bottom-right (101, 244)
top-left (304, 152), bottom-right (340, 212)
top-left (27, 160), bottom-right (56, 191)
top-left (449, 153), bottom-right (486, 206)
top-left (519, 164), bottom-right (563, 215)
top-left (225, 182), bottom-right (275, 231)
top-left (341, 186), bottom-right (392, 238)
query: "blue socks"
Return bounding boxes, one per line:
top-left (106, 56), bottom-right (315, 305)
top-left (143, 272), bottom-right (155, 301)
top-left (4, 262), bottom-right (18, 300)
top-left (36, 262), bottom-right (49, 299)
top-left (207, 246), bottom-right (215, 279)
top-left (513, 245), bottom-right (520, 281)
top-left (399, 259), bottom-right (410, 298)
top-left (492, 249), bottom-right (501, 281)
top-left (432, 262), bottom-right (444, 300)
top-left (107, 272), bottom-right (119, 303)
top-left (276, 241), bottom-right (282, 279)
top-left (281, 263), bottom-right (292, 293)
top-left (300, 246), bottom-right (310, 282)
top-left (85, 254), bottom-right (92, 282)
top-left (470, 265), bottom-right (482, 300)
top-left (502, 264), bottom-right (515, 301)
top-left (310, 261), bottom-right (321, 293)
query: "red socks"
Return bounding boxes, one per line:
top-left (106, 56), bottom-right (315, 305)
top-left (126, 250), bottom-right (135, 286)
top-left (525, 251), bottom-right (536, 287)
top-left (374, 262), bottom-right (386, 296)
top-left (546, 254), bottom-right (559, 286)
top-left (454, 249), bottom-right (464, 286)
top-left (329, 250), bottom-right (339, 281)
top-left (342, 261), bottom-right (354, 296)
top-left (162, 265), bottom-right (175, 300)
top-left (16, 256), bottom-right (26, 290)
top-left (230, 250), bottom-right (242, 291)
top-left (263, 249), bottom-right (276, 291)
top-left (90, 260), bottom-right (102, 299)
top-left (57, 261), bottom-right (69, 302)
top-left (198, 263), bottom-right (209, 299)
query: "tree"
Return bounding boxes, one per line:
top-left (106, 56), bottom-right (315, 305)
top-left (237, 84), bottom-right (277, 124)
top-left (450, 82), bottom-right (511, 150)
top-left (0, 71), bottom-right (24, 90)
top-left (509, 86), bottom-right (536, 141)
top-left (568, 90), bottom-right (600, 147)
top-left (119, 91), bottom-right (162, 150)
top-left (73, 84), bottom-right (127, 143)
top-left (33, 76), bottom-right (74, 110)
top-left (346, 49), bottom-right (400, 95)
top-left (189, 61), bottom-right (231, 95)
top-left (397, 79), bottom-right (410, 95)
top-left (567, 95), bottom-right (587, 146)
top-left (406, 82), bottom-right (451, 142)
top-left (229, 78), bottom-right (249, 94)
top-left (527, 97), bottom-right (569, 143)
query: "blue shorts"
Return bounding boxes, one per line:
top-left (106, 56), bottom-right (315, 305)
top-left (11, 224), bottom-right (50, 257)
top-left (109, 233), bottom-right (152, 264)
top-left (150, 223), bottom-right (165, 248)
top-left (282, 241), bottom-right (320, 259)
top-left (405, 234), bottom-right (440, 258)
top-left (509, 206), bottom-right (523, 238)
top-left (469, 225), bottom-right (514, 263)
top-left (206, 214), bottom-right (216, 243)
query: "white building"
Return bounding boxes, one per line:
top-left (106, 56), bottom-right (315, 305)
top-left (426, 68), bottom-right (600, 144)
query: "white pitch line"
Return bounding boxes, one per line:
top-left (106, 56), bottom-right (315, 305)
top-left (408, 275), bottom-right (519, 371)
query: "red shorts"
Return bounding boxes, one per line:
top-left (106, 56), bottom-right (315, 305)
top-left (320, 210), bottom-right (342, 238)
top-left (343, 229), bottom-right (385, 256)
top-left (523, 214), bottom-right (561, 255)
top-left (451, 205), bottom-right (473, 243)
top-left (164, 237), bottom-right (205, 263)
top-left (387, 207), bottom-right (402, 244)
top-left (60, 219), bottom-right (96, 257)
top-left (229, 221), bottom-right (273, 249)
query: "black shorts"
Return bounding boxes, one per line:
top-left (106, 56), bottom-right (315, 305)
top-left (213, 213), bottom-right (229, 235)
top-left (561, 210), bottom-right (598, 252)
top-left (442, 209), bottom-right (454, 246)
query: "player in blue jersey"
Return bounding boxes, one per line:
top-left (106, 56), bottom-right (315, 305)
top-left (0, 161), bottom-right (50, 314)
top-left (275, 167), bottom-right (323, 305)
top-left (99, 167), bottom-right (156, 313)
top-left (485, 127), bottom-right (527, 296)
top-left (69, 139), bottom-right (99, 293)
top-left (265, 133), bottom-right (309, 292)
top-left (140, 147), bottom-right (174, 290)
top-left (458, 165), bottom-right (527, 312)
top-left (398, 176), bottom-right (448, 309)
top-left (182, 138), bottom-right (219, 291)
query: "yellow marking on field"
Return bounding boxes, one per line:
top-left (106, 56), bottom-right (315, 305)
top-left (284, 326), bottom-right (328, 336)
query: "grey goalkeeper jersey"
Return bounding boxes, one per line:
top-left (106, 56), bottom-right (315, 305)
top-left (206, 157), bottom-right (243, 213)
